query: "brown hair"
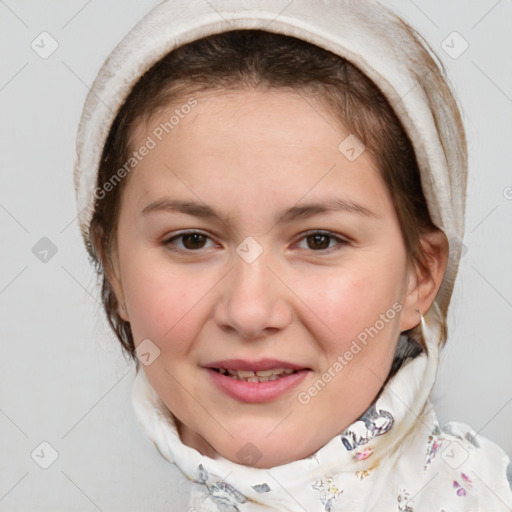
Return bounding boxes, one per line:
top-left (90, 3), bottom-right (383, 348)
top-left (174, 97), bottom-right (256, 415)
top-left (89, 29), bottom-right (444, 367)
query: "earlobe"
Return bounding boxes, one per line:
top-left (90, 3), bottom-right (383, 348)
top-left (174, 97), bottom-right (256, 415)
top-left (118, 299), bottom-right (129, 322)
top-left (90, 222), bottom-right (130, 322)
top-left (107, 250), bottom-right (130, 322)
top-left (400, 229), bottom-right (449, 331)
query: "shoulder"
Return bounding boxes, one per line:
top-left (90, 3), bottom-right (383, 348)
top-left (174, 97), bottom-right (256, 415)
top-left (435, 420), bottom-right (512, 506)
top-left (400, 403), bottom-right (512, 509)
top-left (439, 420), bottom-right (510, 467)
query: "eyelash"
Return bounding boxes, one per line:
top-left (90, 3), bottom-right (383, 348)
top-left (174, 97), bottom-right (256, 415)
top-left (162, 230), bottom-right (349, 254)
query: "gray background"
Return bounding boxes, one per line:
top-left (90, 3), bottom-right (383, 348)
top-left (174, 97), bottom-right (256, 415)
top-left (1, 1), bottom-right (511, 510)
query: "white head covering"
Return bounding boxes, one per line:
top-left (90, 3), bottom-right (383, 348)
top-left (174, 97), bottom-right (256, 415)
top-left (73, 1), bottom-right (512, 510)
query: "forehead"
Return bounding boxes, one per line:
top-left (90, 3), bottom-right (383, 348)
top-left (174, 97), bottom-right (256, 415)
top-left (124, 88), bottom-right (392, 216)
top-left (135, 87), bottom-right (345, 151)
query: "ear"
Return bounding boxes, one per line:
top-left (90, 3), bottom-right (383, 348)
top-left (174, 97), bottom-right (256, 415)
top-left (105, 241), bottom-right (130, 322)
top-left (90, 223), bottom-right (130, 322)
top-left (400, 229), bottom-right (449, 331)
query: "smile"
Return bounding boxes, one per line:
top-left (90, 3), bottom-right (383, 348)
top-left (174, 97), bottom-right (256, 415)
top-left (204, 359), bottom-right (311, 403)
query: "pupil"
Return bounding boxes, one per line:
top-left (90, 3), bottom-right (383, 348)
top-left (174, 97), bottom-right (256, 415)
top-left (184, 233), bottom-right (205, 249)
top-left (308, 234), bottom-right (329, 250)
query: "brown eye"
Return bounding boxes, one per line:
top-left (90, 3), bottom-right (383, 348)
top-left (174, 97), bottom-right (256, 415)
top-left (182, 233), bottom-right (207, 249)
top-left (296, 231), bottom-right (349, 252)
top-left (164, 231), bottom-right (215, 251)
top-left (306, 234), bottom-right (331, 250)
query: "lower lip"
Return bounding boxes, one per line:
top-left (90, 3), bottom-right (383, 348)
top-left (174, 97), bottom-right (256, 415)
top-left (206, 368), bottom-right (310, 403)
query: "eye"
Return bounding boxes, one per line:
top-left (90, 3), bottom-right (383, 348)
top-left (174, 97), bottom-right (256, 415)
top-left (295, 230), bottom-right (349, 252)
top-left (163, 231), bottom-right (216, 251)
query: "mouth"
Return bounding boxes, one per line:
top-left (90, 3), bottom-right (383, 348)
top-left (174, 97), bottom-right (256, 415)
top-left (203, 359), bottom-right (311, 403)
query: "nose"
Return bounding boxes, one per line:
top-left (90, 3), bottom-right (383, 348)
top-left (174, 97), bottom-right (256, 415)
top-left (213, 250), bottom-right (293, 339)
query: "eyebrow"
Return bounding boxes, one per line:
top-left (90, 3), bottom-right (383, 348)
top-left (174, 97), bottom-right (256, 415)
top-left (141, 197), bottom-right (379, 224)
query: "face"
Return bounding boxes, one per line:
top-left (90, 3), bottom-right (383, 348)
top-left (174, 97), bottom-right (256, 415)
top-left (112, 88), bottom-right (426, 468)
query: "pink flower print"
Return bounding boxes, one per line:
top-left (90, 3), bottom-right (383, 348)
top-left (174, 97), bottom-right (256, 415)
top-left (453, 472), bottom-right (473, 497)
top-left (355, 447), bottom-right (374, 460)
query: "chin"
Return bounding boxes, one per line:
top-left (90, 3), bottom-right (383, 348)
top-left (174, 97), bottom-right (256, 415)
top-left (204, 424), bottom-right (317, 468)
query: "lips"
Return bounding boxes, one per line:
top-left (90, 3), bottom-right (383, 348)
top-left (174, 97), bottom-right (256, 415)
top-left (203, 358), bottom-right (311, 403)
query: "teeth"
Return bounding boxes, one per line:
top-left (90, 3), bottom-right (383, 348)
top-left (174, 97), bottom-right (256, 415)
top-left (237, 370), bottom-right (255, 378)
top-left (215, 367), bottom-right (297, 382)
top-left (272, 368), bottom-right (292, 375)
top-left (255, 370), bottom-right (273, 377)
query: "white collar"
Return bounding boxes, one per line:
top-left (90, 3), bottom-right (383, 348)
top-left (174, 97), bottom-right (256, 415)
top-left (131, 328), bottom-right (440, 509)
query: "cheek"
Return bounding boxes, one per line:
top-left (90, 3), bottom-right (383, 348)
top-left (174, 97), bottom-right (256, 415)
top-left (292, 255), bottom-right (407, 363)
top-left (119, 252), bottom-right (216, 350)
top-left (303, 264), bottom-right (403, 331)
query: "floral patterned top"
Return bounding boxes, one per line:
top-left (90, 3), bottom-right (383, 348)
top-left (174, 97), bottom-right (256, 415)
top-left (131, 332), bottom-right (512, 511)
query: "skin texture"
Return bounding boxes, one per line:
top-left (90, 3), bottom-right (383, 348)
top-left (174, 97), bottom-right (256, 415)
top-left (108, 88), bottom-right (448, 468)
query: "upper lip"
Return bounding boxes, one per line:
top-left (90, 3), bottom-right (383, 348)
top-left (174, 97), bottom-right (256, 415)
top-left (204, 358), bottom-right (308, 371)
